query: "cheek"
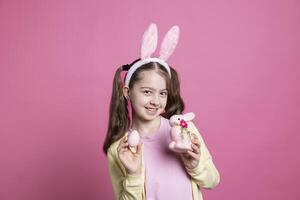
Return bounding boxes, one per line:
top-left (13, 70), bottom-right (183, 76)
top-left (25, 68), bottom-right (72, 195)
top-left (132, 95), bottom-right (149, 105)
top-left (161, 98), bottom-right (168, 107)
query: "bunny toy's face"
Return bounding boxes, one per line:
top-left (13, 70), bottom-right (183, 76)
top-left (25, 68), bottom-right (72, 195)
top-left (169, 115), bottom-right (184, 126)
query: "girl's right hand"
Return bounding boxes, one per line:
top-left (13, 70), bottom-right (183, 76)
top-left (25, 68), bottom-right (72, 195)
top-left (117, 133), bottom-right (143, 176)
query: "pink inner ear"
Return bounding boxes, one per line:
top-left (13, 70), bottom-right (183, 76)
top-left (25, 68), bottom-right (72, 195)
top-left (140, 23), bottom-right (158, 59)
top-left (184, 112), bottom-right (195, 121)
top-left (159, 25), bottom-right (180, 61)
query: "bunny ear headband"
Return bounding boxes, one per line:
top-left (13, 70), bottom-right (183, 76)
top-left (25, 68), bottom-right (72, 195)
top-left (124, 23), bottom-right (180, 87)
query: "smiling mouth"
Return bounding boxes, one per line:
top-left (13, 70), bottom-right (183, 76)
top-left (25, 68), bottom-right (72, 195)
top-left (145, 107), bottom-right (158, 114)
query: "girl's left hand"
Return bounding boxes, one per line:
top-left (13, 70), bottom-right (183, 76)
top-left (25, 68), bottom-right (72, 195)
top-left (180, 135), bottom-right (201, 170)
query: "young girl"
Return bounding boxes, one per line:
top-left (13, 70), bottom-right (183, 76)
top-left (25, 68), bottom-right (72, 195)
top-left (103, 24), bottom-right (220, 200)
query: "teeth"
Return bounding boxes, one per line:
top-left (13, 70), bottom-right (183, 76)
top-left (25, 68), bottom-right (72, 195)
top-left (146, 107), bottom-right (157, 113)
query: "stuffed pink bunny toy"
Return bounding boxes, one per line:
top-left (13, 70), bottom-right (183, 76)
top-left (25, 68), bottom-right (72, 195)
top-left (169, 112), bottom-right (195, 153)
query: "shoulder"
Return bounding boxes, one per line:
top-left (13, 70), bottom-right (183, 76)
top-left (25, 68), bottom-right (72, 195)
top-left (160, 116), bottom-right (170, 123)
top-left (160, 116), bottom-right (171, 131)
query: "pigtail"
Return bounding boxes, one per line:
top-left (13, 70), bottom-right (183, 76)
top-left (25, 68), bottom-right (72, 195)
top-left (103, 59), bottom-right (141, 154)
top-left (103, 67), bottom-right (130, 154)
top-left (162, 67), bottom-right (185, 118)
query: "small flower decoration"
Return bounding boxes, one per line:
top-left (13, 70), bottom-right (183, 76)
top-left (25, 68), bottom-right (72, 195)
top-left (180, 119), bottom-right (188, 128)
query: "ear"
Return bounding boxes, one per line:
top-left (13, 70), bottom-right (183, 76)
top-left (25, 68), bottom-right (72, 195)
top-left (159, 25), bottom-right (180, 61)
top-left (141, 23), bottom-right (158, 59)
top-left (183, 112), bottom-right (195, 121)
top-left (123, 86), bottom-right (130, 100)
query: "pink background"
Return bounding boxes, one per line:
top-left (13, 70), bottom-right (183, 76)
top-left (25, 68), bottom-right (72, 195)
top-left (1, 0), bottom-right (299, 199)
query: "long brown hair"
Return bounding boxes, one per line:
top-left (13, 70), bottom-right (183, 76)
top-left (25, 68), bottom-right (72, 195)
top-left (103, 60), bottom-right (185, 154)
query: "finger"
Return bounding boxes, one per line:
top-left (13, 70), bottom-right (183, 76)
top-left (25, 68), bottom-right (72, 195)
top-left (118, 144), bottom-right (127, 153)
top-left (191, 140), bottom-right (200, 150)
top-left (181, 151), bottom-right (192, 159)
top-left (191, 136), bottom-right (200, 144)
top-left (123, 133), bottom-right (129, 143)
top-left (191, 144), bottom-right (201, 154)
top-left (118, 142), bottom-right (131, 156)
top-left (187, 150), bottom-right (200, 160)
top-left (180, 153), bottom-right (189, 161)
top-left (190, 133), bottom-right (198, 140)
top-left (119, 135), bottom-right (128, 145)
top-left (118, 136), bottom-right (129, 152)
top-left (124, 131), bottom-right (129, 138)
top-left (191, 141), bottom-right (200, 150)
top-left (120, 141), bottom-right (129, 150)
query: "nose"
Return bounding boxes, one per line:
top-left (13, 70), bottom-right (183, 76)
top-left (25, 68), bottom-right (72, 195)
top-left (150, 94), bottom-right (160, 106)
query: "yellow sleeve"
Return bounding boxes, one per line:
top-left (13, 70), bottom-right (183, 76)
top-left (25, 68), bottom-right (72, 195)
top-left (107, 139), bottom-right (145, 200)
top-left (185, 121), bottom-right (221, 189)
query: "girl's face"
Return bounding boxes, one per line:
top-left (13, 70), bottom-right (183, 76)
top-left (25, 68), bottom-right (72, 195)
top-left (126, 70), bottom-right (168, 122)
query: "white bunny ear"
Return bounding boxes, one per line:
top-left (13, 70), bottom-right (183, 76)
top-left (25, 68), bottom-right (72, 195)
top-left (141, 23), bottom-right (158, 59)
top-left (159, 25), bottom-right (180, 61)
top-left (183, 112), bottom-right (195, 121)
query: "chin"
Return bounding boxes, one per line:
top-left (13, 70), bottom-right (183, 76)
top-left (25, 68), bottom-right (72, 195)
top-left (142, 111), bottom-right (162, 121)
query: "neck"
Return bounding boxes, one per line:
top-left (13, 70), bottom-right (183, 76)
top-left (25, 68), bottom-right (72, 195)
top-left (131, 115), bottom-right (161, 137)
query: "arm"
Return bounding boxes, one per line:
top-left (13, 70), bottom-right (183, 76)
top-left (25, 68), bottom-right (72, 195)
top-left (107, 141), bottom-right (145, 200)
top-left (185, 122), bottom-right (220, 189)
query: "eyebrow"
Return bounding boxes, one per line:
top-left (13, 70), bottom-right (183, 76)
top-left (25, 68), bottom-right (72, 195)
top-left (139, 87), bottom-right (168, 91)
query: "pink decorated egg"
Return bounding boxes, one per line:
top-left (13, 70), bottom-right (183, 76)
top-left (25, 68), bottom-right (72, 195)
top-left (128, 130), bottom-right (140, 147)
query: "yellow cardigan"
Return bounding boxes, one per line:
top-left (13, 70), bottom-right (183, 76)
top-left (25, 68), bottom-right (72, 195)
top-left (107, 121), bottom-right (220, 200)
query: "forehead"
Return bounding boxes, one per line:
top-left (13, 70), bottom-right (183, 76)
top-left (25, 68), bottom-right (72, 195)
top-left (133, 70), bottom-right (167, 90)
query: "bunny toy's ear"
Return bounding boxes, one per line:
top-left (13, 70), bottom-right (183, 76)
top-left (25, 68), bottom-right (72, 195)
top-left (141, 23), bottom-right (158, 59)
top-left (183, 112), bottom-right (195, 121)
top-left (159, 25), bottom-right (180, 61)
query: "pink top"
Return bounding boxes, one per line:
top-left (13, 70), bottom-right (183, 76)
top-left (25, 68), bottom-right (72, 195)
top-left (140, 116), bottom-right (193, 200)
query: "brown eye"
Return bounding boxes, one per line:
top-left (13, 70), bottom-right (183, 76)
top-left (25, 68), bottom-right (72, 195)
top-left (143, 90), bottom-right (151, 95)
top-left (160, 92), bottom-right (168, 96)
